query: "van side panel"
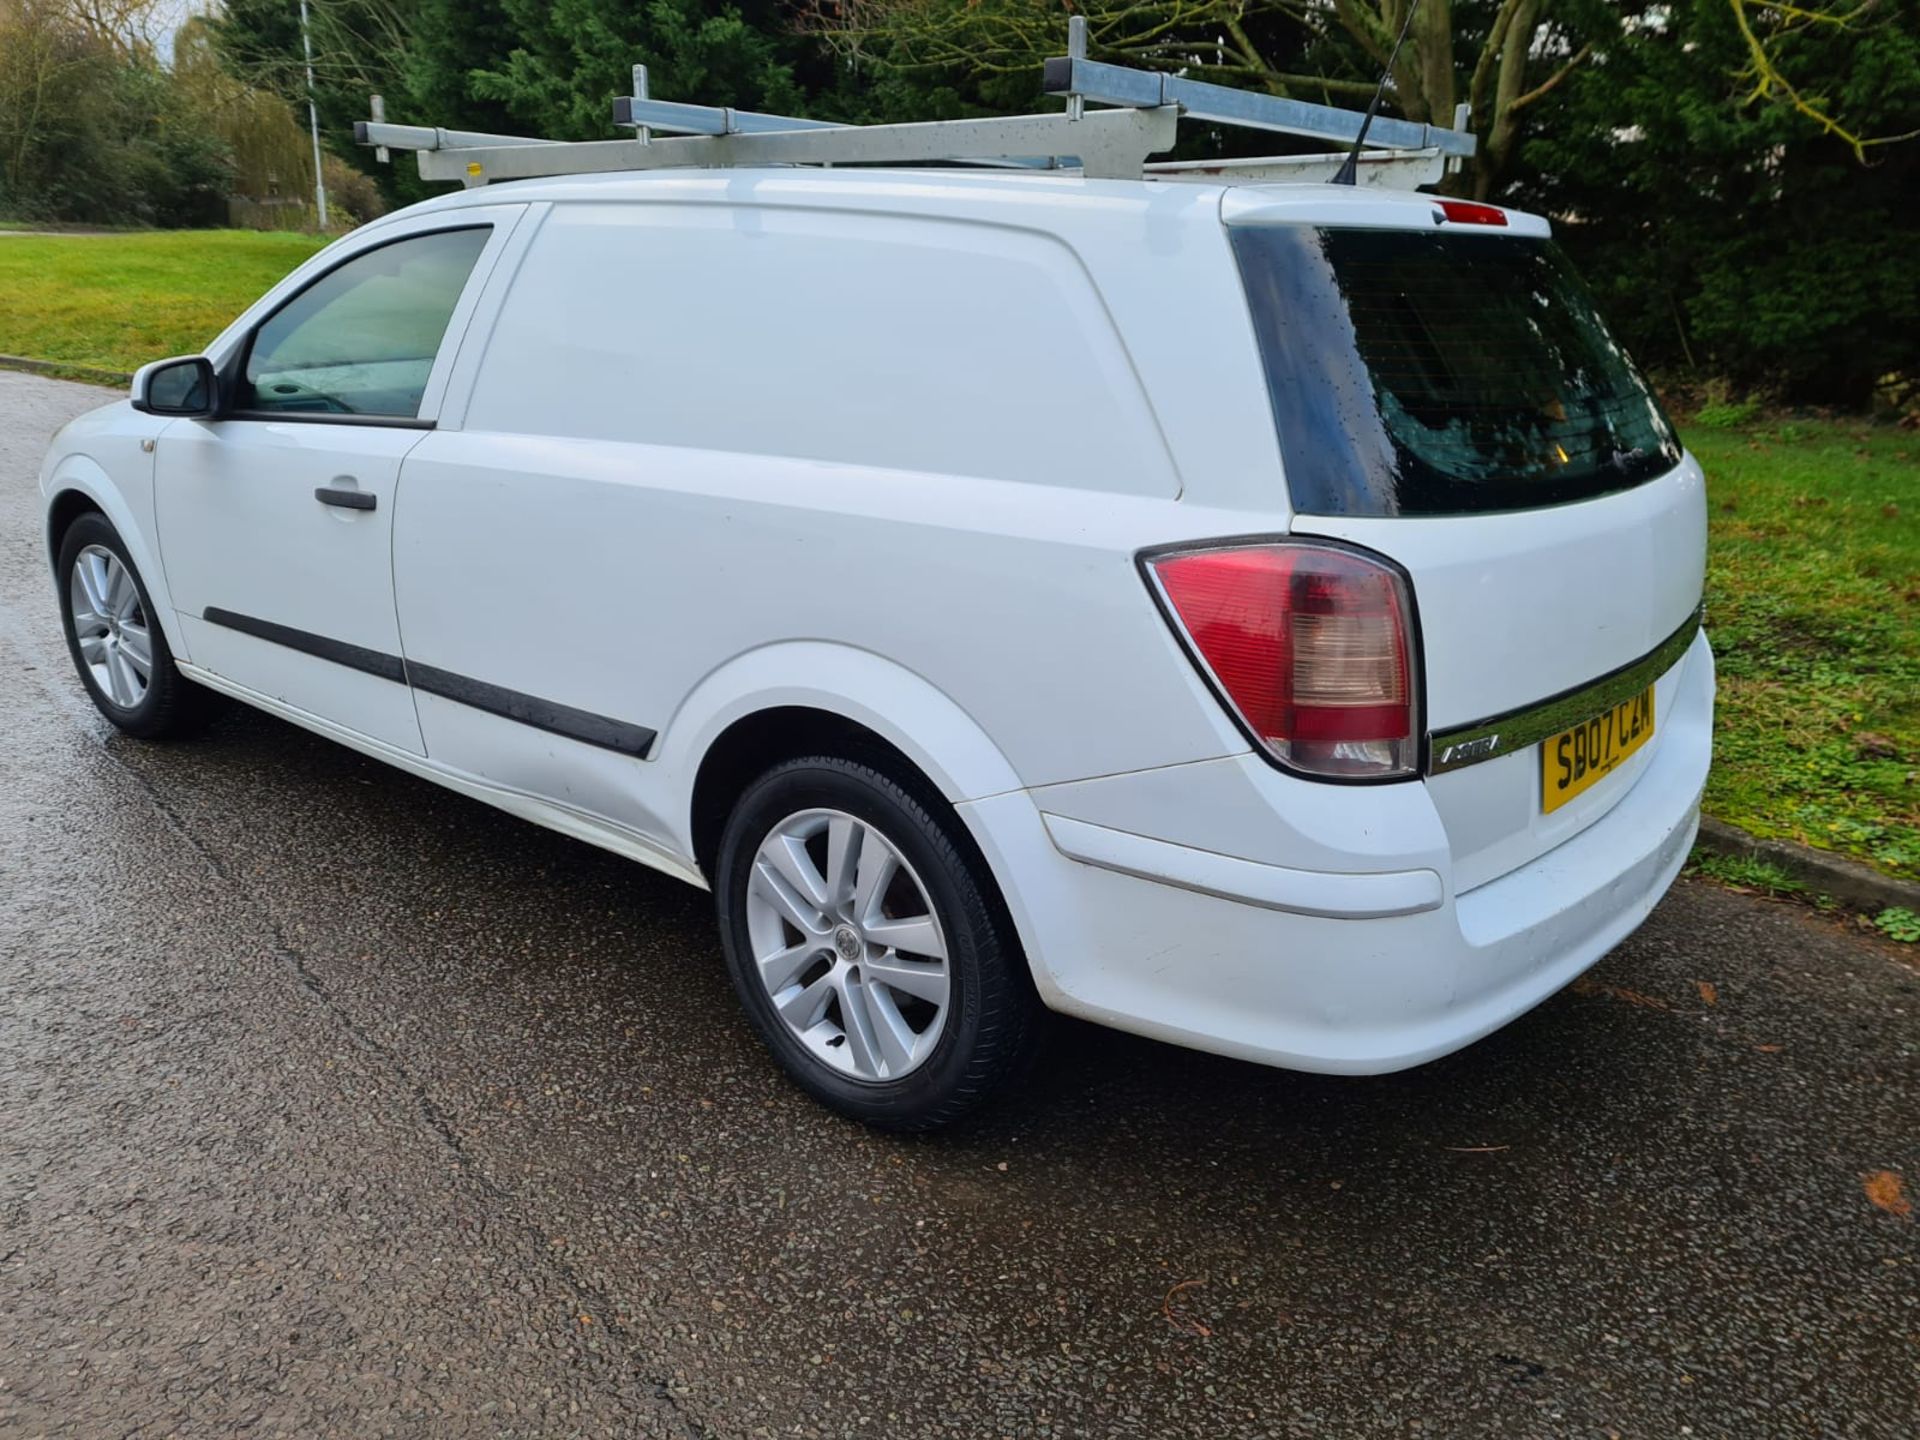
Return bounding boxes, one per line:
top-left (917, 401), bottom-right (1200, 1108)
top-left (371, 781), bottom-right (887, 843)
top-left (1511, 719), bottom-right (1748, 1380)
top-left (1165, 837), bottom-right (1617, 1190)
top-left (389, 197), bottom-right (1257, 852)
top-left (462, 202), bottom-right (1180, 496)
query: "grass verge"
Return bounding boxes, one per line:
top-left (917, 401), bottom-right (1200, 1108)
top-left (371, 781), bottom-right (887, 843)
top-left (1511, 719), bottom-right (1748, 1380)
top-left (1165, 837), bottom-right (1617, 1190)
top-left (0, 230), bottom-right (329, 372)
top-left (1689, 418), bottom-right (1919, 881)
top-left (1688, 849), bottom-right (1812, 898)
top-left (1685, 848), bottom-right (1918, 944)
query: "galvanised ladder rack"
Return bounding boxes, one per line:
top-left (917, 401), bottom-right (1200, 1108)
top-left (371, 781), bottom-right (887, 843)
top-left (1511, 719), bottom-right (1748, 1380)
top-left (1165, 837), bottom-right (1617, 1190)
top-left (356, 17), bottom-right (1475, 190)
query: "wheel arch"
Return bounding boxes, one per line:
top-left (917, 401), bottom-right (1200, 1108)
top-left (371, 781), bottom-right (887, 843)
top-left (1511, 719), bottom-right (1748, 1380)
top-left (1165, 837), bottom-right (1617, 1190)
top-left (43, 462), bottom-right (190, 661)
top-left (660, 643), bottom-right (1027, 881)
top-left (45, 487), bottom-right (106, 564)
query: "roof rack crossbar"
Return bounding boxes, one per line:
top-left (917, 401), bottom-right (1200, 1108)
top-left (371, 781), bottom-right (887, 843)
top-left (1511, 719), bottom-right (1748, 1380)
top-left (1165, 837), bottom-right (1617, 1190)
top-left (362, 106), bottom-right (1179, 187)
top-left (355, 21), bottom-right (1474, 187)
top-left (610, 96), bottom-right (845, 138)
top-left (1041, 55), bottom-right (1476, 158)
top-left (352, 121), bottom-right (556, 152)
top-left (1145, 147), bottom-right (1447, 189)
top-left (609, 93), bottom-right (1055, 169)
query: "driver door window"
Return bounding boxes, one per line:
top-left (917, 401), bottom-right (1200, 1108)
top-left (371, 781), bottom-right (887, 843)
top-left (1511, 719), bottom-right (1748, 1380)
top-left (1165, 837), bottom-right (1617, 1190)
top-left (241, 227), bottom-right (490, 419)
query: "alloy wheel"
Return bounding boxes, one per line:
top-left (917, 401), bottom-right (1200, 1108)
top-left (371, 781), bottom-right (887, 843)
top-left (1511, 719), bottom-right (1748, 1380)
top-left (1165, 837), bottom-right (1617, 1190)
top-left (69, 544), bottom-right (152, 710)
top-left (743, 807), bottom-right (951, 1082)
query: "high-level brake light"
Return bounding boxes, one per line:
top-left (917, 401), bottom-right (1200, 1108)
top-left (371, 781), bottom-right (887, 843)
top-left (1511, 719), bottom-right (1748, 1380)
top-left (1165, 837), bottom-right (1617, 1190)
top-left (1435, 199), bottom-right (1508, 227)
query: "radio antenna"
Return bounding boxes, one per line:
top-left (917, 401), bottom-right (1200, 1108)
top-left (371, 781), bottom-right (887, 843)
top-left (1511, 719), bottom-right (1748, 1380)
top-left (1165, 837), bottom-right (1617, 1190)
top-left (1332, 0), bottom-right (1424, 186)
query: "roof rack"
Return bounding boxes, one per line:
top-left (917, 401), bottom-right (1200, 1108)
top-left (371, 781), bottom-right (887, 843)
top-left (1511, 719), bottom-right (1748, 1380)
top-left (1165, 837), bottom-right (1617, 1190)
top-left (356, 17), bottom-right (1474, 190)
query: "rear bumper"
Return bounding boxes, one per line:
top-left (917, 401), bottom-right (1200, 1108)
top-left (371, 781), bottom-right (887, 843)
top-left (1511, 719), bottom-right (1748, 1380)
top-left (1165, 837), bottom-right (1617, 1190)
top-left (959, 631), bottom-right (1713, 1074)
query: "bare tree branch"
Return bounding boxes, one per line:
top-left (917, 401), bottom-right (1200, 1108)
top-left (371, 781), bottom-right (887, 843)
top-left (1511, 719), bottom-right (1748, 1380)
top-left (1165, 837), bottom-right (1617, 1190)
top-left (1726, 0), bottom-right (1919, 159)
top-left (1466, 0), bottom-right (1525, 134)
top-left (1507, 40), bottom-right (1593, 114)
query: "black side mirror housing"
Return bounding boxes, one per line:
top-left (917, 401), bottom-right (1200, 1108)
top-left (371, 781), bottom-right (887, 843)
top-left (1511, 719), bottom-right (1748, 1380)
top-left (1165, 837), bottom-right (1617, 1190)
top-left (131, 356), bottom-right (220, 418)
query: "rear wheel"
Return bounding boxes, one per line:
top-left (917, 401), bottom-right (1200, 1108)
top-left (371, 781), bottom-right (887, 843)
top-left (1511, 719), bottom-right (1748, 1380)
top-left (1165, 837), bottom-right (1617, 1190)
top-left (56, 513), bottom-right (210, 739)
top-left (715, 755), bottom-right (1044, 1131)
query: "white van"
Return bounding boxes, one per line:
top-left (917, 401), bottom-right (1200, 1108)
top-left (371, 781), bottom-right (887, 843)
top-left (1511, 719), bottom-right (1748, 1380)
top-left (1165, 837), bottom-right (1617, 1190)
top-left (38, 86), bottom-right (1711, 1129)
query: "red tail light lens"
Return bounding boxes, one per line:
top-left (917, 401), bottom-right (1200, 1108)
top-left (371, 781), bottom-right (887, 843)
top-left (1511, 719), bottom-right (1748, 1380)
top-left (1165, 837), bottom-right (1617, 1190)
top-left (1435, 199), bottom-right (1509, 227)
top-left (1146, 542), bottom-right (1419, 779)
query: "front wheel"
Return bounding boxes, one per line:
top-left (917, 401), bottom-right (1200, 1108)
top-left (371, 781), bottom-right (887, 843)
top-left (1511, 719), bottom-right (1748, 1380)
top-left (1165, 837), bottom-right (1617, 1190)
top-left (56, 513), bottom-right (211, 739)
top-left (714, 755), bottom-right (1044, 1131)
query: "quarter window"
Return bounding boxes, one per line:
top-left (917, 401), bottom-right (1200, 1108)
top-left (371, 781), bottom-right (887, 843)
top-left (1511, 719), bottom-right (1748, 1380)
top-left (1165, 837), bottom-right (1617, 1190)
top-left (241, 227), bottom-right (490, 420)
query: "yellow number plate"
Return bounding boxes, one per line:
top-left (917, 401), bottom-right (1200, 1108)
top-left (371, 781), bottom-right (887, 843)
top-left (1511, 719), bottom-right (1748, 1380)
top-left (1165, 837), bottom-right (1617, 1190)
top-left (1541, 687), bottom-right (1655, 813)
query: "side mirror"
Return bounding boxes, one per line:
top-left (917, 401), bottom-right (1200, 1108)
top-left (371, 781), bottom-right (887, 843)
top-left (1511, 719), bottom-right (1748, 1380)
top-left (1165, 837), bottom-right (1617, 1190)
top-left (131, 356), bottom-right (219, 418)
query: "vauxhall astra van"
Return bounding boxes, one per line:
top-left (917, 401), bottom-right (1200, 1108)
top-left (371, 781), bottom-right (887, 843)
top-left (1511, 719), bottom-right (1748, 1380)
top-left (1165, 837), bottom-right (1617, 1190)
top-left (39, 163), bottom-right (1711, 1129)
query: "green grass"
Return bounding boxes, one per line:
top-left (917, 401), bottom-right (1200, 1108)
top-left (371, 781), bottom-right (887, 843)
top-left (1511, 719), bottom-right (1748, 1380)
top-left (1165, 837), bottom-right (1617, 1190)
top-left (0, 230), bottom-right (329, 373)
top-left (1690, 419), bottom-right (1919, 879)
top-left (1687, 850), bottom-right (1812, 898)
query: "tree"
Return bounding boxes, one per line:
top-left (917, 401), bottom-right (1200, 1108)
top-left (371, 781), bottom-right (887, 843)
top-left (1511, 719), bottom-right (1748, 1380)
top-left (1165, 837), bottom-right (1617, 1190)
top-left (1726, 0), bottom-right (1920, 159)
top-left (798, 0), bottom-right (1611, 194)
top-left (0, 0), bottom-right (235, 224)
top-left (0, 0), bottom-right (110, 214)
top-left (460, 0), bottom-right (806, 140)
top-left (176, 14), bottom-right (385, 225)
top-left (1519, 0), bottom-right (1920, 404)
top-left (208, 0), bottom-right (819, 196)
top-left (210, 0), bottom-right (412, 138)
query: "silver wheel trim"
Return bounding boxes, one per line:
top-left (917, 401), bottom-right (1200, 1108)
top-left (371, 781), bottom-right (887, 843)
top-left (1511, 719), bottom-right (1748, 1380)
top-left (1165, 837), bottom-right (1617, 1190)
top-left (69, 544), bottom-right (152, 710)
top-left (744, 807), bottom-right (952, 1083)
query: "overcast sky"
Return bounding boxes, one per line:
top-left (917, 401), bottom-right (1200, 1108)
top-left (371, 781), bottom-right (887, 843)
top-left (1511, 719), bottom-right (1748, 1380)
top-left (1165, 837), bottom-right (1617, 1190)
top-left (152, 0), bottom-right (200, 64)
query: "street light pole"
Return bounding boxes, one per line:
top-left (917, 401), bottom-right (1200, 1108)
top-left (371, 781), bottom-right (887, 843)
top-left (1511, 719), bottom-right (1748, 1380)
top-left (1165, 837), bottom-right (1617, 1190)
top-left (299, 0), bottom-right (329, 229)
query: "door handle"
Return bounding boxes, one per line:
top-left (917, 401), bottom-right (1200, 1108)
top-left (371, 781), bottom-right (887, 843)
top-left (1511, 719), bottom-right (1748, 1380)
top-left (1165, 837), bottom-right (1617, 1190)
top-left (315, 484), bottom-right (376, 511)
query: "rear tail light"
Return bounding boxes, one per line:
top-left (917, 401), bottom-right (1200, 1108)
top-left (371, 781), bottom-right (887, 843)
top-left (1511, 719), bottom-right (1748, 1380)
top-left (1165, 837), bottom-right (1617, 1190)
top-left (1145, 542), bottom-right (1419, 780)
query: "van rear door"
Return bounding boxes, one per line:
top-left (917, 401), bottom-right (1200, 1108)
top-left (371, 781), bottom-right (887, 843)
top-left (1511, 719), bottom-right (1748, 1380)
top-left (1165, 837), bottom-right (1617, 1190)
top-left (1228, 207), bottom-right (1707, 891)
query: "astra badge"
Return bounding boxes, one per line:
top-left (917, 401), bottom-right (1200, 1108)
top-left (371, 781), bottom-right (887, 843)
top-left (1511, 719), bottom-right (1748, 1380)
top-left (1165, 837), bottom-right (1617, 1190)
top-left (1440, 734), bottom-right (1501, 766)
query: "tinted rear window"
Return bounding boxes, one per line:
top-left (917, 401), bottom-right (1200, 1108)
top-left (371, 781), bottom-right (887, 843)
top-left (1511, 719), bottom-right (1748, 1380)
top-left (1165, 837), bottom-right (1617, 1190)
top-left (1232, 226), bottom-right (1682, 517)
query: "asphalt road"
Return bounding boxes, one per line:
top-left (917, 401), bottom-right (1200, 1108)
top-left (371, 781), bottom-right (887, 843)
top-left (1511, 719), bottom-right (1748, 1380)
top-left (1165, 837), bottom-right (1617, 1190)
top-left (2, 369), bottom-right (1916, 1438)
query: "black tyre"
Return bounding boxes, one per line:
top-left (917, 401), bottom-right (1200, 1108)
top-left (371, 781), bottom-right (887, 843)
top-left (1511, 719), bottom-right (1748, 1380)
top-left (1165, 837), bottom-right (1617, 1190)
top-left (715, 754), bottom-right (1045, 1131)
top-left (56, 513), bottom-right (212, 739)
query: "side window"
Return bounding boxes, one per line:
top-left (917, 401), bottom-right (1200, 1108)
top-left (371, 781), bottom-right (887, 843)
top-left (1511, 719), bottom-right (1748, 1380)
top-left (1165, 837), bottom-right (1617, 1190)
top-left (241, 227), bottom-right (490, 420)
